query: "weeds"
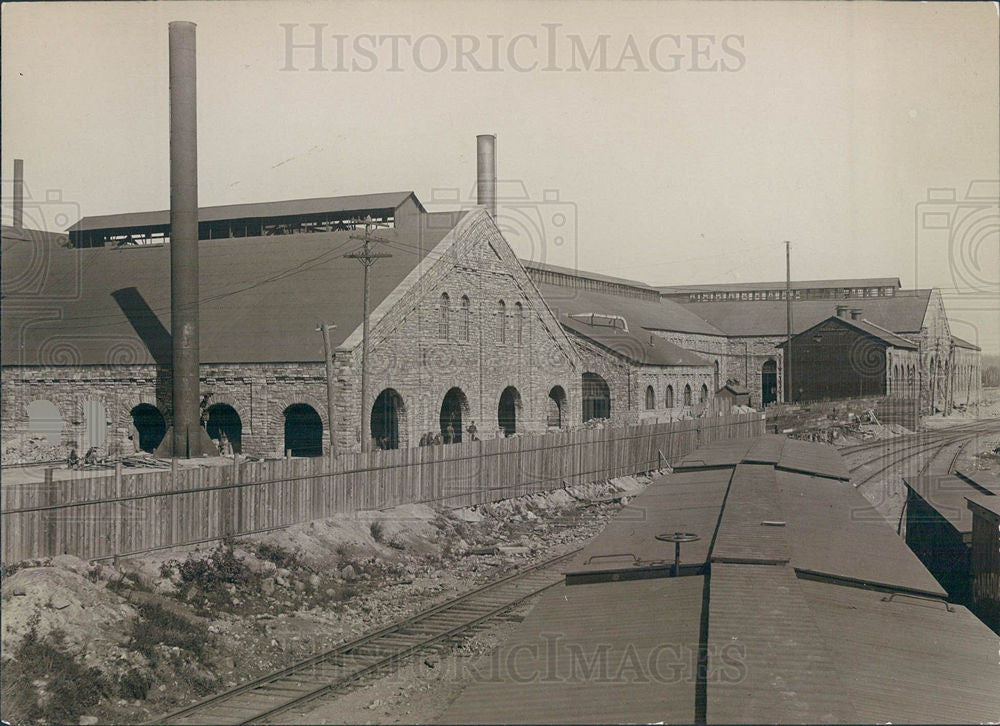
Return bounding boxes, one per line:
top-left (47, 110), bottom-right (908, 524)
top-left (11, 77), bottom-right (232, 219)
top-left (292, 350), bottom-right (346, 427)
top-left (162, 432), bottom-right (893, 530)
top-left (128, 601), bottom-right (209, 664)
top-left (254, 542), bottom-right (299, 570)
top-left (370, 520), bottom-right (386, 544)
top-left (0, 615), bottom-right (112, 725)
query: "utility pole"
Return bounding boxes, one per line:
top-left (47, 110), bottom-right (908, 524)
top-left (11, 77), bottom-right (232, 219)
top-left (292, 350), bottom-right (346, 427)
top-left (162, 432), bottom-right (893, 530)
top-left (785, 241), bottom-right (792, 404)
top-left (316, 322), bottom-right (338, 457)
top-left (346, 217), bottom-right (392, 453)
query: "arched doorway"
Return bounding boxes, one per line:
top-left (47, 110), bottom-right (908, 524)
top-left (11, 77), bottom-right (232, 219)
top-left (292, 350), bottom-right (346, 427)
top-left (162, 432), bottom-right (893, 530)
top-left (371, 388), bottom-right (405, 450)
top-left (761, 359), bottom-right (778, 405)
top-left (440, 387), bottom-right (470, 444)
top-left (582, 373), bottom-right (611, 422)
top-left (498, 386), bottom-right (522, 437)
top-left (206, 403), bottom-right (242, 453)
top-left (130, 404), bottom-right (166, 453)
top-left (284, 404), bottom-right (323, 457)
top-left (27, 399), bottom-right (62, 445)
top-left (547, 386), bottom-right (566, 428)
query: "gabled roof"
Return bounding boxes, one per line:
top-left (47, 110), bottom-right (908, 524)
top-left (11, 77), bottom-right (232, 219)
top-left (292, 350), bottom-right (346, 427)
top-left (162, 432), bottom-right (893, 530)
top-left (677, 289), bottom-right (933, 336)
top-left (776, 315), bottom-right (919, 350)
top-left (952, 335), bottom-right (981, 351)
top-left (717, 382), bottom-right (749, 396)
top-left (2, 212), bottom-right (459, 365)
top-left (66, 192), bottom-right (424, 233)
top-left (658, 277), bottom-right (902, 293)
top-left (521, 260), bottom-right (657, 290)
top-left (1, 224), bottom-right (69, 246)
top-left (537, 281), bottom-right (726, 338)
top-left (562, 319), bottom-right (711, 367)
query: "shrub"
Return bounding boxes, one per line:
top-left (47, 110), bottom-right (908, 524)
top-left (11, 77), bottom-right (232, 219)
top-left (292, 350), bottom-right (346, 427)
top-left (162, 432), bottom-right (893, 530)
top-left (118, 667), bottom-right (152, 700)
top-left (370, 520), bottom-right (386, 544)
top-left (254, 542), bottom-right (299, 570)
top-left (128, 601), bottom-right (209, 663)
top-left (0, 618), bottom-right (112, 725)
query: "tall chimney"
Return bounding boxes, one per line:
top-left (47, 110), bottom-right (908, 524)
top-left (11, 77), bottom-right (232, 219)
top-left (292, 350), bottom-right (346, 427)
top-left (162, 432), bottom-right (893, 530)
top-left (476, 134), bottom-right (497, 218)
top-left (850, 308), bottom-right (863, 321)
top-left (169, 21), bottom-right (201, 457)
top-left (836, 304), bottom-right (848, 319)
top-left (12, 159), bottom-right (24, 229)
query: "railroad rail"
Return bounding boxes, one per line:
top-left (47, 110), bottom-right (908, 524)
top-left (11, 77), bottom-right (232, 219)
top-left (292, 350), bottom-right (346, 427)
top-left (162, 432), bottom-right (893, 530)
top-left (847, 422), bottom-right (996, 489)
top-left (154, 548), bottom-right (580, 725)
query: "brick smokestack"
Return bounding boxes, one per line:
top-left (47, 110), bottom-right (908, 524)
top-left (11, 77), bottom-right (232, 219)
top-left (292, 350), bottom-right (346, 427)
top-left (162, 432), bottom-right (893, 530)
top-left (169, 21), bottom-right (201, 457)
top-left (476, 134), bottom-right (497, 218)
top-left (13, 159), bottom-right (23, 229)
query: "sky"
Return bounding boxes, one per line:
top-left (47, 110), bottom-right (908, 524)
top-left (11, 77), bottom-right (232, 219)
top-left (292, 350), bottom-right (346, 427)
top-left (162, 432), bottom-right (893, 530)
top-left (3, 1), bottom-right (998, 352)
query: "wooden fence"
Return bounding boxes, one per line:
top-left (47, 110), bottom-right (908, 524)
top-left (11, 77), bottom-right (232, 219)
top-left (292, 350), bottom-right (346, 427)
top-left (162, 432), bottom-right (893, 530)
top-left (1, 413), bottom-right (764, 564)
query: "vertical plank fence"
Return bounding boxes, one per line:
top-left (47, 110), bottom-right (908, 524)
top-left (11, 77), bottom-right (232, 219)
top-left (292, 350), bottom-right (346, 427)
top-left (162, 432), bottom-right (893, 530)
top-left (2, 413), bottom-right (764, 564)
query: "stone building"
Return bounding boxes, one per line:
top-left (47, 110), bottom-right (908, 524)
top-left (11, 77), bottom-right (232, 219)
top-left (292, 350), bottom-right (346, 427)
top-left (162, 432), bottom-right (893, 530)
top-left (2, 193), bottom-right (982, 459)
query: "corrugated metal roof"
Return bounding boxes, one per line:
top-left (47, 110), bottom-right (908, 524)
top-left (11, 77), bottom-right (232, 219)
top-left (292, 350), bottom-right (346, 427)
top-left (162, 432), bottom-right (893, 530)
top-left (2, 211), bottom-right (459, 365)
top-left (711, 464), bottom-right (790, 565)
top-left (677, 290), bottom-right (933, 336)
top-left (800, 578), bottom-right (1000, 723)
top-left (659, 277), bottom-right (902, 293)
top-left (537, 281), bottom-right (726, 337)
top-left (66, 192), bottom-right (423, 232)
top-left (776, 470), bottom-right (946, 596)
top-left (707, 564), bottom-right (858, 724)
top-left (439, 576), bottom-right (705, 724)
top-left (904, 473), bottom-right (995, 535)
top-left (564, 469), bottom-right (732, 582)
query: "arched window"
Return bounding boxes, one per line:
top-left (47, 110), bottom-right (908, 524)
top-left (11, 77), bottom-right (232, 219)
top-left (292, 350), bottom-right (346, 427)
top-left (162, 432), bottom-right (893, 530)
top-left (439, 292), bottom-right (450, 339)
top-left (27, 399), bottom-right (62, 446)
top-left (547, 386), bottom-right (566, 428)
top-left (665, 385), bottom-right (674, 408)
top-left (498, 300), bottom-right (506, 344)
top-left (701, 384), bottom-right (709, 403)
top-left (460, 295), bottom-right (470, 342)
top-left (684, 384), bottom-right (692, 406)
top-left (582, 373), bottom-right (611, 421)
top-left (284, 404), bottom-right (323, 457)
top-left (515, 302), bottom-right (524, 345)
top-left (645, 385), bottom-right (655, 410)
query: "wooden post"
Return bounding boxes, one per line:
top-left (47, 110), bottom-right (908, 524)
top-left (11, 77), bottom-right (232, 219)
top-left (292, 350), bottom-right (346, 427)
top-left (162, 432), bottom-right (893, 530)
top-left (113, 462), bottom-right (122, 557)
top-left (44, 468), bottom-right (57, 556)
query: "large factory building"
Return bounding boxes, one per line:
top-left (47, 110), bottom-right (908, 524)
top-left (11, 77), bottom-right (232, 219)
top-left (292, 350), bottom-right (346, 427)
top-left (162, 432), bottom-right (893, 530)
top-left (1, 158), bottom-right (982, 459)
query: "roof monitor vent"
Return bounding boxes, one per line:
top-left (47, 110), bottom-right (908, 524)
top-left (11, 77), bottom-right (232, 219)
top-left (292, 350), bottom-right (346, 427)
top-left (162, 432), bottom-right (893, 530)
top-left (568, 312), bottom-right (629, 333)
top-left (850, 308), bottom-right (863, 320)
top-left (836, 305), bottom-right (849, 318)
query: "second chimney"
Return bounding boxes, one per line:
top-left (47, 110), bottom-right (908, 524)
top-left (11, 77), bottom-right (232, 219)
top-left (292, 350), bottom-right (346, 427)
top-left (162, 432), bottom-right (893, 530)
top-left (13, 159), bottom-right (24, 229)
top-left (476, 134), bottom-right (497, 218)
top-left (836, 305), bottom-right (849, 319)
top-left (850, 309), bottom-right (863, 320)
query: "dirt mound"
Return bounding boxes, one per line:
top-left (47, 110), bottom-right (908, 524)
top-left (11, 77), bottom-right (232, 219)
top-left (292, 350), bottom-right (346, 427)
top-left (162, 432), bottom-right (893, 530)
top-left (1, 564), bottom-right (135, 658)
top-left (1, 434), bottom-right (71, 465)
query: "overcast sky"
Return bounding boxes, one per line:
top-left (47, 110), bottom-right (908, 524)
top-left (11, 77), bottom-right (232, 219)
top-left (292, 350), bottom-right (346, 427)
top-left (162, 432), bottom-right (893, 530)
top-left (3, 1), bottom-right (998, 352)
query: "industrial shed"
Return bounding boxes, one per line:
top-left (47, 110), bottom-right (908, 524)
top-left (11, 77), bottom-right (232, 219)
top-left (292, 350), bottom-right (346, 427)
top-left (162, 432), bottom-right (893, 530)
top-left (776, 311), bottom-right (920, 402)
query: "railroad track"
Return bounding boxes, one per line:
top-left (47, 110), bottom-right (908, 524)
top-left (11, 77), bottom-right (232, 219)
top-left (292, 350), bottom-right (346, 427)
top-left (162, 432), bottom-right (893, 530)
top-left (838, 419), bottom-right (998, 457)
top-left (848, 423), bottom-right (995, 489)
top-left (154, 548), bottom-right (580, 725)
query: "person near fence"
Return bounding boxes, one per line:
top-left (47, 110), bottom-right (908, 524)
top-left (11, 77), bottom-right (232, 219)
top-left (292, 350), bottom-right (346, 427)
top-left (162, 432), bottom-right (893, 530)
top-left (67, 448), bottom-right (79, 469)
top-left (127, 423), bottom-right (141, 453)
top-left (467, 420), bottom-right (478, 441)
top-left (444, 423), bottom-right (455, 444)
